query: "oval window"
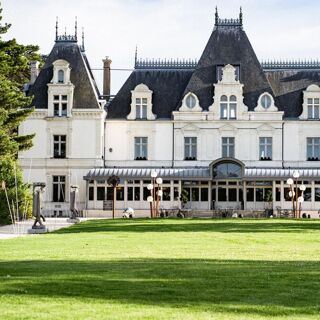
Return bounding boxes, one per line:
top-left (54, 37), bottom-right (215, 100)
top-left (186, 94), bottom-right (196, 109)
top-left (261, 94), bottom-right (272, 109)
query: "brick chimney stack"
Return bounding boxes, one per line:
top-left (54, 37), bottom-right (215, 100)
top-left (30, 61), bottom-right (40, 85)
top-left (103, 57), bottom-right (112, 100)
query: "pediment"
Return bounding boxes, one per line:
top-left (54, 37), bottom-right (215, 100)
top-left (218, 124), bottom-right (237, 134)
top-left (257, 124), bottom-right (275, 133)
top-left (181, 124), bottom-right (200, 132)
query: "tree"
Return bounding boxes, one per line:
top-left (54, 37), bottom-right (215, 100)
top-left (0, 4), bottom-right (41, 224)
top-left (107, 175), bottom-right (120, 219)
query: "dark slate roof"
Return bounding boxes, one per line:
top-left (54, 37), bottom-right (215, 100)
top-left (107, 23), bottom-right (320, 119)
top-left (265, 70), bottom-right (320, 118)
top-left (183, 26), bottom-right (273, 111)
top-left (106, 69), bottom-right (193, 119)
top-left (29, 41), bottom-right (101, 109)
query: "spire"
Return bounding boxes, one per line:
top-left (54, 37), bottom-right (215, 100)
top-left (215, 6), bottom-right (219, 26)
top-left (55, 17), bottom-right (58, 41)
top-left (81, 27), bottom-right (85, 52)
top-left (239, 7), bottom-right (243, 25)
top-left (135, 45), bottom-right (138, 67)
top-left (75, 16), bottom-right (78, 41)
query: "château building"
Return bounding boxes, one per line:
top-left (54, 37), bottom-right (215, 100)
top-left (19, 10), bottom-right (320, 217)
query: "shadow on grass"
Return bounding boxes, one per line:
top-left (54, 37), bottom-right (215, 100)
top-left (0, 258), bottom-right (319, 317)
top-left (54, 219), bottom-right (320, 234)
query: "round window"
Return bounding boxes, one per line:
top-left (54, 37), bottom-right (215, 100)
top-left (186, 94), bottom-right (196, 109)
top-left (261, 94), bottom-right (272, 109)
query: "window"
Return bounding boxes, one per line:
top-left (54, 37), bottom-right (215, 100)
top-left (222, 137), bottom-right (235, 158)
top-left (89, 187), bottom-right (94, 201)
top-left (261, 94), bottom-right (272, 109)
top-left (97, 187), bottom-right (105, 201)
top-left (259, 137), bottom-right (272, 160)
top-left (58, 70), bottom-right (64, 83)
top-left (307, 138), bottom-right (320, 160)
top-left (184, 137), bottom-right (197, 160)
top-left (53, 135), bottom-right (66, 159)
top-left (53, 95), bottom-right (68, 117)
top-left (216, 65), bottom-right (240, 81)
top-left (307, 98), bottom-right (320, 119)
top-left (186, 94), bottom-right (196, 109)
top-left (213, 162), bottom-right (242, 179)
top-left (134, 137), bottom-right (148, 160)
top-left (220, 95), bottom-right (237, 119)
top-left (136, 98), bottom-right (147, 119)
top-left (52, 176), bottom-right (65, 202)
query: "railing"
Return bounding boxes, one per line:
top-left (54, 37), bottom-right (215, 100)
top-left (56, 34), bottom-right (77, 43)
top-left (261, 60), bottom-right (320, 70)
top-left (135, 58), bottom-right (198, 70)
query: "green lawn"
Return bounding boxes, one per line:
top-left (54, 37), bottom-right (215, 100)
top-left (0, 219), bottom-right (320, 320)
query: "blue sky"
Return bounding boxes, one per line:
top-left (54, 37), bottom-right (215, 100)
top-left (2, 0), bottom-right (320, 94)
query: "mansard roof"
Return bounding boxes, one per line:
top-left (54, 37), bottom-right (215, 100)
top-left (265, 69), bottom-right (320, 118)
top-left (107, 11), bottom-right (320, 120)
top-left (29, 41), bottom-right (101, 109)
top-left (106, 69), bottom-right (193, 119)
top-left (182, 23), bottom-right (273, 111)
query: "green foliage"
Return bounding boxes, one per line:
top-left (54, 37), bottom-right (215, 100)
top-left (0, 157), bottom-right (32, 224)
top-left (0, 4), bottom-right (41, 224)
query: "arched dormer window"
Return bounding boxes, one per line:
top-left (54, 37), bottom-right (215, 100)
top-left (127, 84), bottom-right (156, 120)
top-left (186, 94), bottom-right (196, 109)
top-left (58, 70), bottom-right (64, 83)
top-left (220, 95), bottom-right (237, 119)
top-left (179, 92), bottom-right (202, 112)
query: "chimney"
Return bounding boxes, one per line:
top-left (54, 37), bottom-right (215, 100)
top-left (103, 56), bottom-right (112, 100)
top-left (30, 61), bottom-right (40, 85)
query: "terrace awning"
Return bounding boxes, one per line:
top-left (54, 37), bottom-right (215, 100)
top-left (84, 167), bottom-right (320, 180)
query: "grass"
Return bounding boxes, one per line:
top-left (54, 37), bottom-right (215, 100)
top-left (0, 219), bottom-right (320, 320)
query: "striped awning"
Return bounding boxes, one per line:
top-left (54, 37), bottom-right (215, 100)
top-left (84, 167), bottom-right (210, 180)
top-left (84, 167), bottom-right (320, 180)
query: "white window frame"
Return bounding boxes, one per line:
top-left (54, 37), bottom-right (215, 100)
top-left (53, 135), bottom-right (66, 158)
top-left (53, 94), bottom-right (68, 117)
top-left (52, 175), bottom-right (66, 202)
top-left (222, 137), bottom-right (235, 158)
top-left (307, 98), bottom-right (320, 119)
top-left (259, 137), bottom-right (272, 160)
top-left (134, 137), bottom-right (148, 160)
top-left (184, 137), bottom-right (197, 160)
top-left (220, 95), bottom-right (237, 120)
top-left (136, 98), bottom-right (148, 119)
top-left (307, 137), bottom-right (320, 160)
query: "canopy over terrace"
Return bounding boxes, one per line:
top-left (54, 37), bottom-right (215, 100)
top-left (84, 167), bottom-right (320, 181)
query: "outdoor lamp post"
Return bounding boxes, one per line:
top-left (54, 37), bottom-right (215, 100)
top-left (286, 171), bottom-right (305, 218)
top-left (148, 171), bottom-right (162, 218)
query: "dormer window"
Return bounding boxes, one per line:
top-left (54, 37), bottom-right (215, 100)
top-left (261, 94), bottom-right (272, 109)
top-left (186, 94), bottom-right (196, 109)
top-left (217, 65), bottom-right (240, 82)
top-left (136, 98), bottom-right (147, 119)
top-left (254, 92), bottom-right (278, 112)
top-left (179, 92), bottom-right (202, 112)
top-left (300, 85), bottom-right (320, 120)
top-left (307, 98), bottom-right (320, 119)
top-left (127, 84), bottom-right (156, 120)
top-left (53, 95), bottom-right (68, 117)
top-left (58, 70), bottom-right (64, 83)
top-left (220, 95), bottom-right (237, 119)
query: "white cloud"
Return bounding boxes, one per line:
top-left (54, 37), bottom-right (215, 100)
top-left (2, 0), bottom-right (320, 94)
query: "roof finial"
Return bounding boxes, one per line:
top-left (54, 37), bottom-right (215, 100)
top-left (215, 6), bottom-right (219, 26)
top-left (135, 45), bottom-right (138, 66)
top-left (75, 16), bottom-right (78, 41)
top-left (81, 27), bottom-right (85, 52)
top-left (239, 7), bottom-right (243, 25)
top-left (64, 27), bottom-right (67, 36)
top-left (55, 16), bottom-right (58, 40)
